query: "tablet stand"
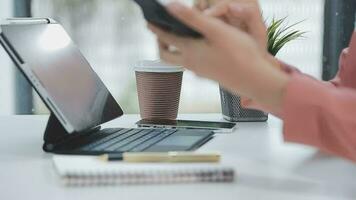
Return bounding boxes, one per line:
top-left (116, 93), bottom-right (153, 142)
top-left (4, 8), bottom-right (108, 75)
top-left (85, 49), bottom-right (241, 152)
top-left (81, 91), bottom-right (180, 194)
top-left (42, 113), bottom-right (72, 152)
top-left (42, 113), bottom-right (101, 152)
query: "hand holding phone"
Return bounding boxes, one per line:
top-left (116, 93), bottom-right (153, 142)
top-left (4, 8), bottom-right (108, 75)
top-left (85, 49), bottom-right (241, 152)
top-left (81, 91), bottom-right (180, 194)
top-left (133, 0), bottom-right (203, 38)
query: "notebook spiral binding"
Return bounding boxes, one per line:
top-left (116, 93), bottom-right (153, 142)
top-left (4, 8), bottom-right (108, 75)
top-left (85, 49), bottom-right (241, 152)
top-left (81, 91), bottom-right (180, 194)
top-left (62, 168), bottom-right (235, 186)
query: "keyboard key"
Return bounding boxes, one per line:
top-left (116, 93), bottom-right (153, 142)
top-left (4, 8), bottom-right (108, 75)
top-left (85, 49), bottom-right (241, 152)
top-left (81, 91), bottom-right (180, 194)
top-left (92, 129), bottom-right (143, 151)
top-left (80, 129), bottom-right (131, 151)
top-left (130, 129), bottom-right (177, 152)
top-left (77, 128), bottom-right (123, 144)
top-left (104, 129), bottom-right (154, 151)
top-left (59, 128), bottom-right (123, 149)
top-left (118, 129), bottom-right (165, 152)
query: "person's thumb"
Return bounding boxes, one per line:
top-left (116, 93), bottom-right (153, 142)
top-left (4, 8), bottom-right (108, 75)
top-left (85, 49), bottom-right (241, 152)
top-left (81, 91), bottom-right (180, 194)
top-left (228, 2), bottom-right (267, 49)
top-left (166, 2), bottom-right (227, 39)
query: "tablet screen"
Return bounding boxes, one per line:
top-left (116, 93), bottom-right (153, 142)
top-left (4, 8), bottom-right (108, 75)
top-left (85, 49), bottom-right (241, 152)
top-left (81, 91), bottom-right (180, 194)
top-left (1, 23), bottom-right (123, 132)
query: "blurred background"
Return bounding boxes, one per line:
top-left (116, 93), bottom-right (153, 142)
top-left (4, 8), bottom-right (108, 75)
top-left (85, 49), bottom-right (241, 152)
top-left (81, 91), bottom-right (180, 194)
top-left (0, 0), bottom-right (355, 115)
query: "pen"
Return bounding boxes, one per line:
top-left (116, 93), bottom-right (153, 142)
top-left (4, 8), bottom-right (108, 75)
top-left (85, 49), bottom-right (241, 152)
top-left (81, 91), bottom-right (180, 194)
top-left (99, 152), bottom-right (221, 163)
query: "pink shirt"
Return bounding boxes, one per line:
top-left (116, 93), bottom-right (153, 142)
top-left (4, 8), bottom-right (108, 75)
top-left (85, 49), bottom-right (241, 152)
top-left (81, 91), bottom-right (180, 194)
top-left (281, 32), bottom-right (356, 161)
top-left (246, 31), bottom-right (356, 162)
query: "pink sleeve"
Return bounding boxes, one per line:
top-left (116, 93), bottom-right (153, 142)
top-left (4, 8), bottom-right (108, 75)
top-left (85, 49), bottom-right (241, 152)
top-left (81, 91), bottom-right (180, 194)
top-left (283, 32), bottom-right (356, 161)
top-left (282, 73), bottom-right (356, 161)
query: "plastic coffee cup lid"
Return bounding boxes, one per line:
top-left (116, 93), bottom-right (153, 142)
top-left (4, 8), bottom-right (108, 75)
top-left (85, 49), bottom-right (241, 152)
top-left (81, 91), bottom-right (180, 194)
top-left (134, 60), bottom-right (185, 73)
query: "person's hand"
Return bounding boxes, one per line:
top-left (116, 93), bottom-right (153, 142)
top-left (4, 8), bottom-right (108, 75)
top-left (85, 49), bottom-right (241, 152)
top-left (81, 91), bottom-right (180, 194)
top-left (204, 0), bottom-right (282, 67)
top-left (194, 0), bottom-right (224, 11)
top-left (197, 0), bottom-right (280, 67)
top-left (205, 0), bottom-right (266, 48)
top-left (194, 0), bottom-right (211, 10)
top-left (203, 0), bottom-right (282, 107)
top-left (148, 2), bottom-right (289, 112)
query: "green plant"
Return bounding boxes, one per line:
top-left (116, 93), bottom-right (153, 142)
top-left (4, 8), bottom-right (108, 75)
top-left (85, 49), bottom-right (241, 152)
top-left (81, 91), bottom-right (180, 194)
top-left (267, 17), bottom-right (306, 56)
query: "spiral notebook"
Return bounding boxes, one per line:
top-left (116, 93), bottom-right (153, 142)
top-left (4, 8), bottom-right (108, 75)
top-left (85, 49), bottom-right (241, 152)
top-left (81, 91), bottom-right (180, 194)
top-left (53, 155), bottom-right (235, 186)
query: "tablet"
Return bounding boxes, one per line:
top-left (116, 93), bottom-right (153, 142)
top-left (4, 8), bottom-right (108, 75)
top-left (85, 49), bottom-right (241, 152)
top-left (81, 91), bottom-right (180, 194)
top-left (0, 19), bottom-right (123, 133)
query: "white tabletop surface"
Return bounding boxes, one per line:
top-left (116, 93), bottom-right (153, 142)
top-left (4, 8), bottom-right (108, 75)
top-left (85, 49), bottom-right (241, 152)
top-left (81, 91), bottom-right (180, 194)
top-left (0, 114), bottom-right (355, 200)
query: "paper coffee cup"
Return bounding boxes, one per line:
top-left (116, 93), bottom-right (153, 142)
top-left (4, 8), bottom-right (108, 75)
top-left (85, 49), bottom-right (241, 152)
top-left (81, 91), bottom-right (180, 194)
top-left (135, 60), bottom-right (184, 120)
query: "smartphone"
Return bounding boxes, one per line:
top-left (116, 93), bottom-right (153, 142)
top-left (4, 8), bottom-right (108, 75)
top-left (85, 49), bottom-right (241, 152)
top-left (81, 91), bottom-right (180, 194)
top-left (133, 0), bottom-right (203, 38)
top-left (136, 119), bottom-right (237, 133)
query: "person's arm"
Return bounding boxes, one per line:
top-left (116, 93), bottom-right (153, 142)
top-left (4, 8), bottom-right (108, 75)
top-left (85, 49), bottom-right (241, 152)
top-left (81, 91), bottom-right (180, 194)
top-left (150, 2), bottom-right (356, 162)
top-left (243, 51), bottom-right (356, 162)
top-left (240, 55), bottom-right (299, 117)
top-left (283, 73), bottom-right (356, 161)
top-left (329, 48), bottom-right (355, 88)
top-left (241, 52), bottom-right (342, 116)
top-left (283, 34), bottom-right (356, 161)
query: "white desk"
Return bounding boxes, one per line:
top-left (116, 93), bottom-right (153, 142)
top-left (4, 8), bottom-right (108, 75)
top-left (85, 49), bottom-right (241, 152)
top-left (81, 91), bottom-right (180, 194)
top-left (0, 114), bottom-right (355, 200)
